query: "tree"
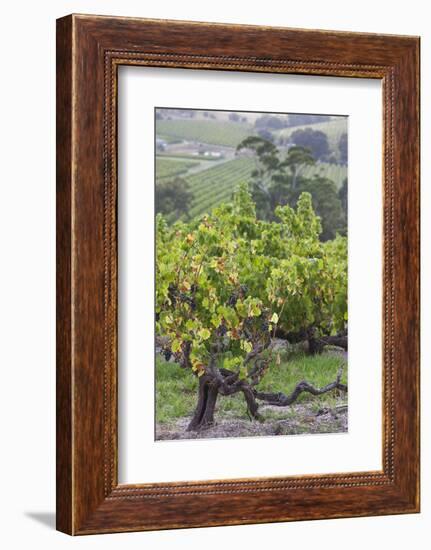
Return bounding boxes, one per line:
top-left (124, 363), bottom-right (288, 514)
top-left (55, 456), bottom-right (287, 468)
top-left (237, 138), bottom-right (314, 198)
top-left (290, 128), bottom-right (330, 160)
top-left (156, 185), bottom-right (347, 431)
top-left (280, 146), bottom-right (315, 189)
top-left (339, 133), bottom-right (348, 164)
top-left (292, 177), bottom-right (346, 241)
top-left (338, 178), bottom-right (348, 218)
top-left (155, 177), bottom-right (192, 222)
top-left (254, 114), bottom-right (287, 130)
top-left (237, 137), bottom-right (344, 240)
top-left (237, 136), bottom-right (287, 219)
top-left (286, 114), bottom-right (331, 127)
top-left (338, 133), bottom-right (348, 164)
top-left (228, 112), bottom-right (241, 122)
top-left (257, 128), bottom-right (275, 142)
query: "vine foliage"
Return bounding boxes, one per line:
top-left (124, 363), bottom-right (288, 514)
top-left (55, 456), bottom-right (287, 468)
top-left (156, 184), bottom-right (347, 431)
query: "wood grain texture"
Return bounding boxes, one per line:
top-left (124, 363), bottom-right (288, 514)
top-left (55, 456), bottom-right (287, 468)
top-left (56, 14), bottom-right (420, 535)
top-left (56, 15), bottom-right (73, 535)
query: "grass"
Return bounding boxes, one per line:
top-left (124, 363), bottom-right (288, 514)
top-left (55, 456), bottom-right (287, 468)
top-left (156, 119), bottom-right (254, 147)
top-left (155, 357), bottom-right (199, 423)
top-left (155, 351), bottom-right (347, 425)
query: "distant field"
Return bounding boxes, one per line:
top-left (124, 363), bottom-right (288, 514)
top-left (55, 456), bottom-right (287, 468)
top-left (154, 156), bottom-right (347, 223)
top-left (156, 119), bottom-right (254, 147)
top-left (182, 158), bottom-right (347, 219)
top-left (157, 134), bottom-right (183, 144)
top-left (276, 118), bottom-right (348, 152)
top-left (156, 158), bottom-right (199, 181)
top-left (301, 162), bottom-right (347, 189)
top-left (157, 152), bottom-right (221, 162)
top-left (185, 157), bottom-right (256, 218)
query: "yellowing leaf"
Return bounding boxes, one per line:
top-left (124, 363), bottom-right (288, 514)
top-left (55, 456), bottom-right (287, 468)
top-left (211, 315), bottom-right (222, 328)
top-left (243, 341), bottom-right (252, 353)
top-left (236, 302), bottom-right (247, 317)
top-left (228, 272), bottom-right (239, 284)
top-left (199, 328), bottom-right (211, 340)
top-left (227, 241), bottom-right (236, 254)
top-left (252, 305), bottom-right (261, 317)
top-left (182, 280), bottom-right (191, 291)
top-left (270, 313), bottom-right (279, 324)
top-left (171, 339), bottom-right (181, 353)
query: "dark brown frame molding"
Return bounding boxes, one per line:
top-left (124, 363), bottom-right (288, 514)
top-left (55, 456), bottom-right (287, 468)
top-left (56, 14), bottom-right (420, 535)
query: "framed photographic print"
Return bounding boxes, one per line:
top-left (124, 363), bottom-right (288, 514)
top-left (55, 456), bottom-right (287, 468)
top-left (56, 14), bottom-right (420, 535)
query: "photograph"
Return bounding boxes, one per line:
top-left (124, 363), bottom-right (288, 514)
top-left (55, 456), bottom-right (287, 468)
top-left (0, 1), bottom-right (424, 544)
top-left (155, 107), bottom-right (349, 441)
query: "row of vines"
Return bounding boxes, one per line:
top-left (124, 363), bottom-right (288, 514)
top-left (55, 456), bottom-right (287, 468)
top-left (156, 184), bottom-right (347, 430)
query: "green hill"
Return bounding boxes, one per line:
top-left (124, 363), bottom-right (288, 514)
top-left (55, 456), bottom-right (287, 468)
top-left (156, 119), bottom-right (254, 147)
top-left (277, 118), bottom-right (347, 152)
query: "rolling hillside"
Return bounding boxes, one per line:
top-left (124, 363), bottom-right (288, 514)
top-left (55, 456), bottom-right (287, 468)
top-left (179, 158), bottom-right (347, 220)
top-left (276, 117), bottom-right (347, 152)
top-left (156, 119), bottom-right (254, 147)
top-left (156, 158), bottom-right (199, 181)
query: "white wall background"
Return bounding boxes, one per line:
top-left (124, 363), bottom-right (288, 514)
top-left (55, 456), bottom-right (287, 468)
top-left (0, 1), bottom-right (427, 548)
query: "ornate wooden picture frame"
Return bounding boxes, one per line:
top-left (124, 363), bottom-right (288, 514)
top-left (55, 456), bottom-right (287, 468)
top-left (56, 14), bottom-right (420, 535)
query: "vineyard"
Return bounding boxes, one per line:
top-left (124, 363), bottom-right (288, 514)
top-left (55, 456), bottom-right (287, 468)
top-left (154, 110), bottom-right (348, 440)
top-left (157, 134), bottom-right (182, 144)
top-left (156, 119), bottom-right (254, 147)
top-left (156, 158), bottom-right (199, 181)
top-left (185, 157), bottom-right (256, 218)
top-left (155, 185), bottom-right (348, 438)
top-left (301, 162), bottom-right (347, 189)
top-left (174, 157), bottom-right (347, 220)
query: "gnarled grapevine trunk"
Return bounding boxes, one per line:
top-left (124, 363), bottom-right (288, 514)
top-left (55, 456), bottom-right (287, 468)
top-left (274, 327), bottom-right (348, 354)
top-left (186, 365), bottom-right (347, 432)
top-left (187, 375), bottom-right (220, 431)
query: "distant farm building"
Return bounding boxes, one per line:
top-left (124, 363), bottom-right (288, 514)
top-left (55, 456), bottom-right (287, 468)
top-left (156, 138), bottom-right (168, 152)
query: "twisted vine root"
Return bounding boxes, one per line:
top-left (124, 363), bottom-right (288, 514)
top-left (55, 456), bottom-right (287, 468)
top-left (187, 366), bottom-right (347, 431)
top-left (253, 367), bottom-right (347, 406)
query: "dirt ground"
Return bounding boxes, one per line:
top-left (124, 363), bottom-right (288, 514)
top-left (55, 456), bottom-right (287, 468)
top-left (156, 401), bottom-right (348, 441)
